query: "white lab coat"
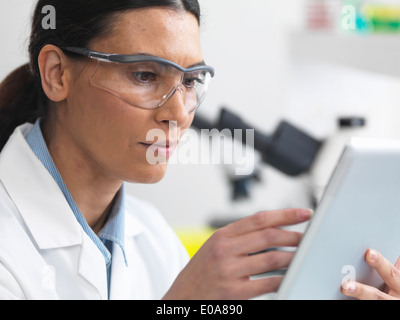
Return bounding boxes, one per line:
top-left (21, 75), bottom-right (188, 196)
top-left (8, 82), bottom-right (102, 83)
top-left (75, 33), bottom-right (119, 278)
top-left (0, 123), bottom-right (189, 300)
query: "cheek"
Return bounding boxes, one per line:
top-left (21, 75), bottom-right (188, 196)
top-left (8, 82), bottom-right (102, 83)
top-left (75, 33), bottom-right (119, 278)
top-left (98, 101), bottom-right (161, 173)
top-left (70, 88), bottom-right (168, 183)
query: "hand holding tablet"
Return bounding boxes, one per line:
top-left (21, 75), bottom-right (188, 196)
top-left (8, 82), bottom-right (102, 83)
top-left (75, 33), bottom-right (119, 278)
top-left (341, 249), bottom-right (400, 300)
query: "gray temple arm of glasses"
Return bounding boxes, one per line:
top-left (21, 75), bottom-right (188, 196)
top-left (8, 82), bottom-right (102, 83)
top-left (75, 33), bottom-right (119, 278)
top-left (64, 46), bottom-right (215, 77)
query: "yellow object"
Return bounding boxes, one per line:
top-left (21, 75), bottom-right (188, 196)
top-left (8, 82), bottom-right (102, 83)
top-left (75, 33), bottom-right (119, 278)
top-left (363, 5), bottom-right (400, 32)
top-left (364, 5), bottom-right (400, 21)
top-left (175, 227), bottom-right (216, 258)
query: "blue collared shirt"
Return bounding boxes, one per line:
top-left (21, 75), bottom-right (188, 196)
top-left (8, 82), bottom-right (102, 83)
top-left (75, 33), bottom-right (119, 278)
top-left (25, 119), bottom-right (127, 295)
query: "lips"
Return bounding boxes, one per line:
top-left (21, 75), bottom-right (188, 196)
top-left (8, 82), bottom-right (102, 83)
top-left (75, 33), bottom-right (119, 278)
top-left (141, 141), bottom-right (176, 148)
top-left (140, 141), bottom-right (177, 158)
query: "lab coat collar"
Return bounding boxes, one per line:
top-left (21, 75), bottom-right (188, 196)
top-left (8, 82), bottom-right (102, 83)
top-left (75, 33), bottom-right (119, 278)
top-left (124, 205), bottom-right (145, 238)
top-left (0, 124), bottom-right (82, 249)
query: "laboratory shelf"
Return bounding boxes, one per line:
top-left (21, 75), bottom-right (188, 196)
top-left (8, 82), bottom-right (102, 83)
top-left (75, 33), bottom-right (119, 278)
top-left (290, 31), bottom-right (400, 78)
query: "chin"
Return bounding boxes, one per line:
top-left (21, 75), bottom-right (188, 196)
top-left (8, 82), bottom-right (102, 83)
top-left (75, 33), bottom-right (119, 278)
top-left (125, 163), bottom-right (168, 184)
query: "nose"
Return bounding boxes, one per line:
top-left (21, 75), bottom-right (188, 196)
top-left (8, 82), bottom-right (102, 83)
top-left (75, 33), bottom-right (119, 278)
top-left (158, 84), bottom-right (184, 108)
top-left (155, 84), bottom-right (193, 128)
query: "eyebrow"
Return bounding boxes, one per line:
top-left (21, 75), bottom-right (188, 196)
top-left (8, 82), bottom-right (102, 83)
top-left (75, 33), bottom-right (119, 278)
top-left (134, 52), bottom-right (206, 69)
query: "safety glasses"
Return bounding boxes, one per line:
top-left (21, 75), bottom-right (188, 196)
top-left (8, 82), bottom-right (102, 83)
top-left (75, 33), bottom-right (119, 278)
top-left (63, 47), bottom-right (215, 113)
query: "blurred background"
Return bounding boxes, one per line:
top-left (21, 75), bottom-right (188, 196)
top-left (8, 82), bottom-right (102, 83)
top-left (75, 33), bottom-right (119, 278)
top-left (2, 0), bottom-right (400, 256)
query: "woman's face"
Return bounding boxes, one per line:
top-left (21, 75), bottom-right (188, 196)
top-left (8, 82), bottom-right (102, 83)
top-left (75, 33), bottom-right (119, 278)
top-left (60, 8), bottom-right (204, 184)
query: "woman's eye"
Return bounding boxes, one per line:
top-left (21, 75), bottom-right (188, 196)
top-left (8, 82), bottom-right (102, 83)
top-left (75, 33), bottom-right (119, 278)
top-left (130, 72), bottom-right (157, 83)
top-left (183, 76), bottom-right (203, 88)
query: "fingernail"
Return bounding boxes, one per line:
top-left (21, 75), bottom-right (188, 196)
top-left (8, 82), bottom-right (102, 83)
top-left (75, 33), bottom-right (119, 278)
top-left (343, 282), bottom-right (356, 293)
top-left (368, 249), bottom-right (378, 262)
top-left (299, 209), bottom-right (313, 220)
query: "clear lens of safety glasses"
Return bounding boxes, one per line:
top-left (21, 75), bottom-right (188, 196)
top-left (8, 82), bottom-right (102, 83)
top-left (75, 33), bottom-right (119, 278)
top-left (62, 47), bottom-right (214, 112)
top-left (89, 60), bottom-right (213, 113)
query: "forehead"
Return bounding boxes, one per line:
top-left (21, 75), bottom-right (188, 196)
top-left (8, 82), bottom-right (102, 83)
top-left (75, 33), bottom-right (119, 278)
top-left (90, 8), bottom-right (203, 68)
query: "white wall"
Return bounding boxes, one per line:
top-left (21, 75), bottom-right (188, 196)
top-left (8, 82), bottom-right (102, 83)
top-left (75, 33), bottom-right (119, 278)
top-left (0, 0), bottom-right (35, 81)
top-left (198, 0), bottom-right (305, 127)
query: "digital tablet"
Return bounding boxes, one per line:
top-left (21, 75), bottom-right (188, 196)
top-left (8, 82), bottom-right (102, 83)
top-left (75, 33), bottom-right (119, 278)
top-left (276, 137), bottom-right (400, 300)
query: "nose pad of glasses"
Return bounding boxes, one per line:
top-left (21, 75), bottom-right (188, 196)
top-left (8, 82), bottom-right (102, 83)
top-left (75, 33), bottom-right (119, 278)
top-left (158, 84), bottom-right (184, 108)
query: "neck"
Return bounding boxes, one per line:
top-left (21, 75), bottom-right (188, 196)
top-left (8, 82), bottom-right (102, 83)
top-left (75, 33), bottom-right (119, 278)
top-left (43, 118), bottom-right (123, 233)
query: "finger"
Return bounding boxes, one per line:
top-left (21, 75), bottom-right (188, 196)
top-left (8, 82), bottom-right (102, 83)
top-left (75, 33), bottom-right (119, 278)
top-left (232, 228), bottom-right (303, 256)
top-left (235, 250), bottom-right (294, 278)
top-left (224, 209), bottom-right (312, 237)
top-left (236, 276), bottom-right (284, 300)
top-left (365, 249), bottom-right (400, 293)
top-left (342, 281), bottom-right (398, 300)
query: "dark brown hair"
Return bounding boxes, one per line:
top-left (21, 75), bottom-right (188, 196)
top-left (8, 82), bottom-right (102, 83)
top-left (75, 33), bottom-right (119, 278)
top-left (0, 0), bottom-right (201, 151)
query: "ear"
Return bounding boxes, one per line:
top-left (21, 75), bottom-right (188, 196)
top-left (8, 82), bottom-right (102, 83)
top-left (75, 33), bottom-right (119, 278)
top-left (38, 44), bottom-right (71, 102)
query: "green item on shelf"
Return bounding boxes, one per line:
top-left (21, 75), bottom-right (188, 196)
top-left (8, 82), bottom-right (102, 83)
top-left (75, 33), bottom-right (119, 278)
top-left (363, 5), bottom-right (400, 33)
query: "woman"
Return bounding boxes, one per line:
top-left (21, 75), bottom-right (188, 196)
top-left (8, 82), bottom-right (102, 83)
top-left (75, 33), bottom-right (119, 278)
top-left (0, 0), bottom-right (311, 300)
top-left (0, 0), bottom-right (395, 300)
